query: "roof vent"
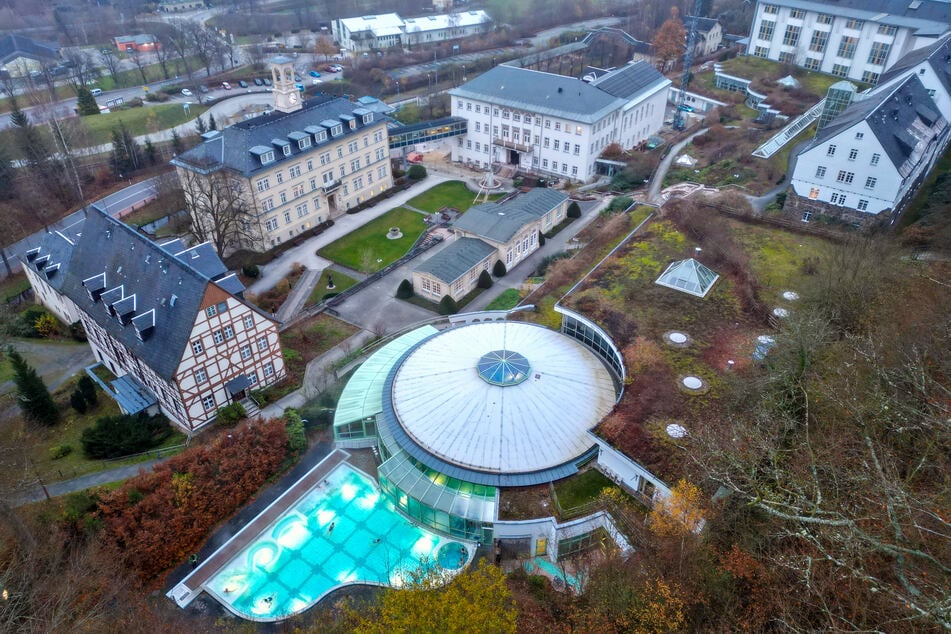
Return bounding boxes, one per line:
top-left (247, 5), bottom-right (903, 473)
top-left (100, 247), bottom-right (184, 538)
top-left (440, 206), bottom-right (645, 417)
top-left (169, 294), bottom-right (178, 307)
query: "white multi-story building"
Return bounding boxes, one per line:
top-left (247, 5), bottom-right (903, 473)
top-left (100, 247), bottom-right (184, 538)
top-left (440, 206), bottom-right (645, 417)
top-left (448, 62), bottom-right (670, 182)
top-left (332, 10), bottom-right (492, 52)
top-left (746, 0), bottom-right (951, 85)
top-left (787, 74), bottom-right (950, 224)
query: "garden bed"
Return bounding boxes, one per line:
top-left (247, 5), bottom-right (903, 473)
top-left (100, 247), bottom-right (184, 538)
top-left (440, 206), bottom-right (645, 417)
top-left (266, 313), bottom-right (360, 399)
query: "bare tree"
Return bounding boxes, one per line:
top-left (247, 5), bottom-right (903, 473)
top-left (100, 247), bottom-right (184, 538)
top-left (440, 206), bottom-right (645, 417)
top-left (127, 47), bottom-right (148, 84)
top-left (62, 49), bottom-right (101, 88)
top-left (178, 168), bottom-right (260, 256)
top-left (99, 49), bottom-right (121, 87)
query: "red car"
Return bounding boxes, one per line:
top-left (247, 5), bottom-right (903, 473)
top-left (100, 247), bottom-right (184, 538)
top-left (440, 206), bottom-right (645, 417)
top-left (221, 81), bottom-right (232, 90)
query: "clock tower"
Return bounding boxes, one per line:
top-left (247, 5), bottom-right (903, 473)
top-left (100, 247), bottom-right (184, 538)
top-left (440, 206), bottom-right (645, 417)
top-left (270, 56), bottom-right (301, 114)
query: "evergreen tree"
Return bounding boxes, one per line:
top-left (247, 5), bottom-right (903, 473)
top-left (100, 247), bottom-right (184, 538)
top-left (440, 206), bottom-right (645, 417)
top-left (0, 143), bottom-right (17, 200)
top-left (195, 116), bottom-right (207, 134)
top-left (9, 101), bottom-right (51, 171)
top-left (437, 294), bottom-right (458, 315)
top-left (70, 389), bottom-right (88, 414)
top-left (538, 230), bottom-right (546, 246)
top-left (493, 260), bottom-right (507, 277)
top-left (111, 123), bottom-right (143, 177)
top-left (144, 138), bottom-right (157, 165)
top-left (207, 112), bottom-right (217, 131)
top-left (477, 269), bottom-right (493, 289)
top-left (396, 279), bottom-right (414, 299)
top-left (8, 348), bottom-right (58, 426)
top-left (78, 375), bottom-right (97, 406)
top-left (567, 201), bottom-right (581, 218)
top-left (171, 129), bottom-right (184, 155)
top-left (75, 86), bottom-right (99, 116)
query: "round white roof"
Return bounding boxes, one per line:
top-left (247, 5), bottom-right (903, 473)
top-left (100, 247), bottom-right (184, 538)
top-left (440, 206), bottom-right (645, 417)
top-left (390, 322), bottom-right (617, 474)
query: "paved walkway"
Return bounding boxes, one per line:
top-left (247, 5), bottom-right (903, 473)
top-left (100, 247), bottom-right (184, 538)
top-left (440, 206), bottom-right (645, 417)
top-left (12, 457), bottom-right (165, 507)
top-left (647, 127), bottom-right (709, 204)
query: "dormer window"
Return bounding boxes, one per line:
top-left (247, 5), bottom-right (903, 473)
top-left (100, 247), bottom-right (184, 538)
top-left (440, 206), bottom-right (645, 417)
top-left (362, 113), bottom-right (373, 124)
top-left (316, 130), bottom-right (327, 143)
top-left (282, 144), bottom-right (291, 156)
top-left (132, 309), bottom-right (155, 341)
top-left (331, 124), bottom-right (343, 136)
top-left (251, 145), bottom-right (275, 164)
top-left (298, 137), bottom-right (311, 149)
top-left (262, 151), bottom-right (275, 164)
top-left (348, 120), bottom-right (356, 130)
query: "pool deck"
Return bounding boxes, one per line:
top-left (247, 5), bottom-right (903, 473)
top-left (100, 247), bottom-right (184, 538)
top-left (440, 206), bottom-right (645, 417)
top-left (167, 448), bottom-right (351, 608)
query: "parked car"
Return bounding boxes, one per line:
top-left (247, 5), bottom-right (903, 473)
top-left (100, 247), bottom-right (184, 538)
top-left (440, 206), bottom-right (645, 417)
top-left (221, 81), bottom-right (232, 90)
top-left (90, 88), bottom-right (103, 97)
top-left (311, 78), bottom-right (322, 85)
top-left (262, 77), bottom-right (272, 86)
top-left (253, 77), bottom-right (263, 86)
top-left (238, 80), bottom-right (248, 88)
top-left (199, 85), bottom-right (209, 93)
top-left (309, 70), bottom-right (321, 78)
top-left (181, 88), bottom-right (193, 97)
top-left (330, 64), bottom-right (344, 72)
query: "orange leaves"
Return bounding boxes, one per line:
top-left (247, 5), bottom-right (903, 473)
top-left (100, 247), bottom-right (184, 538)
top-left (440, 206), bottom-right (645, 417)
top-left (649, 479), bottom-right (705, 537)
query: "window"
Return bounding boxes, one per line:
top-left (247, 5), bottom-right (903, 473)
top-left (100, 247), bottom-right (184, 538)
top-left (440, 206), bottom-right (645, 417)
top-left (319, 152), bottom-right (331, 165)
top-left (240, 345), bottom-right (252, 360)
top-left (279, 192), bottom-right (287, 204)
top-left (789, 8), bottom-right (804, 18)
top-left (554, 122), bottom-right (561, 131)
top-left (871, 153), bottom-right (881, 166)
top-left (815, 165), bottom-right (827, 178)
top-left (194, 368), bottom-right (208, 384)
top-left (832, 64), bottom-right (850, 78)
top-left (256, 177), bottom-right (270, 192)
top-left (836, 170), bottom-right (855, 184)
top-left (754, 46), bottom-right (769, 58)
top-left (553, 140), bottom-right (560, 151)
top-left (296, 202), bottom-right (309, 217)
top-left (848, 149), bottom-right (858, 161)
top-left (223, 325), bottom-right (234, 340)
top-left (243, 315), bottom-right (253, 329)
top-left (265, 217), bottom-right (279, 232)
top-left (830, 192), bottom-right (846, 205)
top-left (857, 199), bottom-right (869, 211)
top-left (276, 172), bottom-right (284, 184)
top-left (281, 144), bottom-right (291, 156)
top-left (513, 113), bottom-right (521, 122)
top-left (572, 166), bottom-right (578, 176)
top-left (867, 42), bottom-right (890, 66)
top-left (297, 137), bottom-right (310, 150)
top-left (816, 13), bottom-right (833, 24)
top-left (191, 339), bottom-right (203, 354)
top-left (283, 211), bottom-right (291, 224)
top-left (574, 144), bottom-right (580, 155)
top-left (763, 4), bottom-right (777, 14)
top-left (293, 183), bottom-right (304, 197)
top-left (837, 36), bottom-right (858, 59)
top-left (782, 25), bottom-right (801, 47)
top-left (307, 159), bottom-right (313, 171)
top-left (248, 372), bottom-right (258, 386)
top-left (855, 132), bottom-right (864, 140)
top-left (201, 394), bottom-right (216, 411)
top-left (778, 51), bottom-right (795, 64)
top-left (289, 165), bottom-right (302, 178)
top-left (809, 30), bottom-right (829, 53)
top-left (865, 177), bottom-right (877, 189)
top-left (804, 57), bottom-right (821, 71)
top-left (257, 336), bottom-right (268, 351)
top-left (878, 25), bottom-right (897, 36)
top-left (827, 144), bottom-right (837, 156)
top-left (263, 362), bottom-right (274, 377)
top-left (260, 151), bottom-right (275, 165)
top-left (758, 20), bottom-right (775, 41)
top-left (205, 305), bottom-right (217, 317)
top-left (213, 330), bottom-right (224, 344)
top-left (845, 19), bottom-right (864, 30)
top-left (801, 210), bottom-right (813, 222)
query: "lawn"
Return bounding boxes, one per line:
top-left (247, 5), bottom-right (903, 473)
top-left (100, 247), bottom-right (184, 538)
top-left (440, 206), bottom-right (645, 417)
top-left (553, 468), bottom-right (618, 511)
top-left (317, 207), bottom-right (428, 273)
top-left (307, 268), bottom-right (359, 304)
top-left (405, 180), bottom-right (502, 213)
top-left (485, 288), bottom-right (521, 310)
top-left (80, 103), bottom-right (209, 145)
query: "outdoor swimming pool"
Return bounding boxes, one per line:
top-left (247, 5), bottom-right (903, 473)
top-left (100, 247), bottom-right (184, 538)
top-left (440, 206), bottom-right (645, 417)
top-left (204, 463), bottom-right (473, 621)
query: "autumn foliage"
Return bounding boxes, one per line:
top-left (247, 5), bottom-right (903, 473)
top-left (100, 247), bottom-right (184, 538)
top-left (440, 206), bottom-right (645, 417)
top-left (95, 419), bottom-right (289, 584)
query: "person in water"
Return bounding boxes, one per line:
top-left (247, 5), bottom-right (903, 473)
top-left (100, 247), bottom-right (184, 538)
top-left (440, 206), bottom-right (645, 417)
top-left (328, 521), bottom-right (336, 534)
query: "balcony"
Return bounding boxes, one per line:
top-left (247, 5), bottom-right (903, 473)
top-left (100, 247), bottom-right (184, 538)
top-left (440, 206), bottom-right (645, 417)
top-left (321, 180), bottom-right (340, 193)
top-left (493, 138), bottom-right (530, 153)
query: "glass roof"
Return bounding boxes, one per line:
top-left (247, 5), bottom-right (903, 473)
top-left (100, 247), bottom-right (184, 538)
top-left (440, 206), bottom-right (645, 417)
top-left (477, 349), bottom-right (531, 386)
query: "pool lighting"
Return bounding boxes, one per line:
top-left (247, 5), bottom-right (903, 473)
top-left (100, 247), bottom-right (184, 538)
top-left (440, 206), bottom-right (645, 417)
top-left (413, 535), bottom-right (436, 556)
top-left (340, 482), bottom-right (358, 501)
top-left (316, 509), bottom-right (336, 526)
top-left (276, 521), bottom-right (310, 549)
top-left (356, 491), bottom-right (379, 509)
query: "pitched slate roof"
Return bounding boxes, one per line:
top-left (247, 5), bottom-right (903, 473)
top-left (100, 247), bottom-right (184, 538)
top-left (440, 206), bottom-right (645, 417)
top-left (36, 206), bottom-right (257, 380)
top-left (590, 61), bottom-right (670, 101)
top-left (172, 96), bottom-right (381, 178)
top-left (878, 33), bottom-right (951, 97)
top-left (0, 34), bottom-right (60, 65)
top-left (450, 65), bottom-right (625, 124)
top-left (454, 188), bottom-right (568, 244)
top-left (21, 222), bottom-right (84, 291)
top-left (417, 237), bottom-right (496, 284)
top-left (811, 74), bottom-right (943, 168)
top-left (686, 16), bottom-right (720, 33)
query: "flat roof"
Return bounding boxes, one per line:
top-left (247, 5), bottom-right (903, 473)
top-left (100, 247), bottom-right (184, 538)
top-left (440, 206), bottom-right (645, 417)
top-left (389, 322), bottom-right (616, 476)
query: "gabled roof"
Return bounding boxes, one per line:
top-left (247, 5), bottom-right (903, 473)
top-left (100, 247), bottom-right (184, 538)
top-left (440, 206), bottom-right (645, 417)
top-left (878, 33), bottom-right (951, 98)
top-left (686, 16), bottom-right (720, 33)
top-left (172, 96), bottom-right (381, 178)
top-left (0, 34), bottom-right (60, 65)
top-left (416, 237), bottom-right (497, 284)
top-left (810, 74), bottom-right (943, 168)
top-left (454, 188), bottom-right (568, 244)
top-left (22, 222), bottom-right (83, 291)
top-left (655, 258), bottom-right (719, 297)
top-left (31, 206), bottom-right (260, 380)
top-left (590, 60), bottom-right (670, 101)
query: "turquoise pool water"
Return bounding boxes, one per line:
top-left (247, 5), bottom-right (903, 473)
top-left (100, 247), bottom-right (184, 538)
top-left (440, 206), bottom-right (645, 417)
top-left (524, 557), bottom-right (582, 593)
top-left (205, 464), bottom-right (472, 621)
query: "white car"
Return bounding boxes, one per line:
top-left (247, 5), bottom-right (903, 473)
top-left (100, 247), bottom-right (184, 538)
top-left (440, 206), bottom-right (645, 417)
top-left (181, 88), bottom-right (193, 97)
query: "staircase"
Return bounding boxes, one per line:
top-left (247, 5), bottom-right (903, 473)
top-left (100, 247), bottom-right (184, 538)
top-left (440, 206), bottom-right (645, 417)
top-left (240, 396), bottom-right (261, 419)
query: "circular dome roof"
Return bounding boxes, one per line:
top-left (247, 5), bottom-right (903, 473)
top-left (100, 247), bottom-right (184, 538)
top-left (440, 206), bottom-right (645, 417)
top-left (390, 322), bottom-right (617, 476)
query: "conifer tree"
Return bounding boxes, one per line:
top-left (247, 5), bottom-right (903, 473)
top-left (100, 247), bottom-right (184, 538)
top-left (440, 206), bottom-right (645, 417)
top-left (8, 348), bottom-right (58, 426)
top-left (76, 86), bottom-right (100, 116)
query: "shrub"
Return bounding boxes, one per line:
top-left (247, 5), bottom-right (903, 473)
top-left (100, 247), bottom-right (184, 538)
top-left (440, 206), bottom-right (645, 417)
top-left (493, 260), bottom-right (507, 277)
top-left (606, 196), bottom-right (634, 213)
top-left (242, 263), bottom-right (260, 278)
top-left (407, 164), bottom-right (427, 180)
top-left (49, 444), bottom-right (73, 460)
top-left (78, 375), bottom-right (98, 406)
top-left (477, 269), bottom-right (493, 289)
top-left (538, 230), bottom-right (546, 247)
top-left (438, 294), bottom-right (459, 315)
top-left (567, 202), bottom-right (581, 218)
top-left (396, 278), bottom-right (414, 299)
top-left (215, 402), bottom-right (246, 427)
top-left (70, 389), bottom-right (88, 414)
top-left (80, 413), bottom-right (172, 459)
top-left (5, 306), bottom-right (46, 338)
top-left (284, 408), bottom-right (307, 453)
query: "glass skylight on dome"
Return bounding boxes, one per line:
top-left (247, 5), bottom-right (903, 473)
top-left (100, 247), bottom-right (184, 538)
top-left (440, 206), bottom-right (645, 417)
top-left (477, 349), bottom-right (531, 386)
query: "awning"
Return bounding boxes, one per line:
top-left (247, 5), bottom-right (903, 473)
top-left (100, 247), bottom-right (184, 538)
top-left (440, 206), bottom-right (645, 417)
top-left (225, 375), bottom-right (252, 395)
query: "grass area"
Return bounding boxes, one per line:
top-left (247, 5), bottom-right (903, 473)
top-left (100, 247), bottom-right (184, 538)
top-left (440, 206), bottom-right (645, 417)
top-left (554, 469), bottom-right (616, 510)
top-left (307, 269), bottom-right (359, 304)
top-left (767, 123), bottom-right (817, 180)
top-left (0, 357), bottom-right (13, 384)
top-left (405, 180), bottom-right (502, 213)
top-left (0, 273), bottom-right (31, 302)
top-left (317, 207), bottom-right (428, 273)
top-left (80, 103), bottom-right (209, 145)
top-left (485, 288), bottom-right (521, 310)
top-left (728, 218), bottom-right (833, 297)
top-left (714, 56), bottom-right (839, 97)
top-left (272, 313), bottom-right (359, 397)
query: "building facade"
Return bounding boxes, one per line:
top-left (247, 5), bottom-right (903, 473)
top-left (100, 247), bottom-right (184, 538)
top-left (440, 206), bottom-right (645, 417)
top-left (21, 207), bottom-right (285, 432)
top-left (448, 62), bottom-right (669, 182)
top-left (173, 58), bottom-right (393, 253)
top-left (332, 10), bottom-right (491, 52)
top-left (113, 34), bottom-right (160, 53)
top-left (745, 0), bottom-right (951, 85)
top-left (688, 16), bottom-right (723, 57)
top-left (413, 189), bottom-right (569, 302)
top-left (0, 34), bottom-right (60, 77)
top-left (787, 74), bottom-right (950, 224)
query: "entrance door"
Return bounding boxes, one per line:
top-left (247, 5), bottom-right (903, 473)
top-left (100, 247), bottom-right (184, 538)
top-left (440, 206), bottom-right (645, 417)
top-left (508, 149), bottom-right (519, 165)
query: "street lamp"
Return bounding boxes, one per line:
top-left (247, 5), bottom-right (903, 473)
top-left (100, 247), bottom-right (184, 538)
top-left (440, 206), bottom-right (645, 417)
top-left (396, 79), bottom-right (400, 100)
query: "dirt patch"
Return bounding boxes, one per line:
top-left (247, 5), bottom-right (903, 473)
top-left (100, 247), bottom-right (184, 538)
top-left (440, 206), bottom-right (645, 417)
top-left (498, 485), bottom-right (554, 521)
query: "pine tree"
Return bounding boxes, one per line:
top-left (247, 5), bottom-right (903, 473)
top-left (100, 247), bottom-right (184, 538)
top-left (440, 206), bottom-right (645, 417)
top-left (8, 348), bottom-right (58, 426)
top-left (70, 389), bottom-right (88, 414)
top-left (78, 375), bottom-right (97, 406)
top-left (0, 143), bottom-right (17, 200)
top-left (76, 86), bottom-right (100, 116)
top-left (144, 138), bottom-right (157, 165)
top-left (171, 129), bottom-right (184, 155)
top-left (493, 260), bottom-right (507, 277)
top-left (207, 112), bottom-right (217, 131)
top-left (195, 116), bottom-right (206, 134)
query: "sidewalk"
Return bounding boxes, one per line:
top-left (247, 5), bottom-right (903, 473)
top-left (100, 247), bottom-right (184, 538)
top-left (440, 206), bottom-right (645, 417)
top-left (12, 458), bottom-right (164, 507)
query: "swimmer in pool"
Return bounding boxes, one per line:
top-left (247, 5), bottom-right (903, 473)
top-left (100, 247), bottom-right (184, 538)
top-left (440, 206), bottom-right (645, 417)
top-left (328, 521), bottom-right (336, 534)
top-left (373, 537), bottom-right (381, 544)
